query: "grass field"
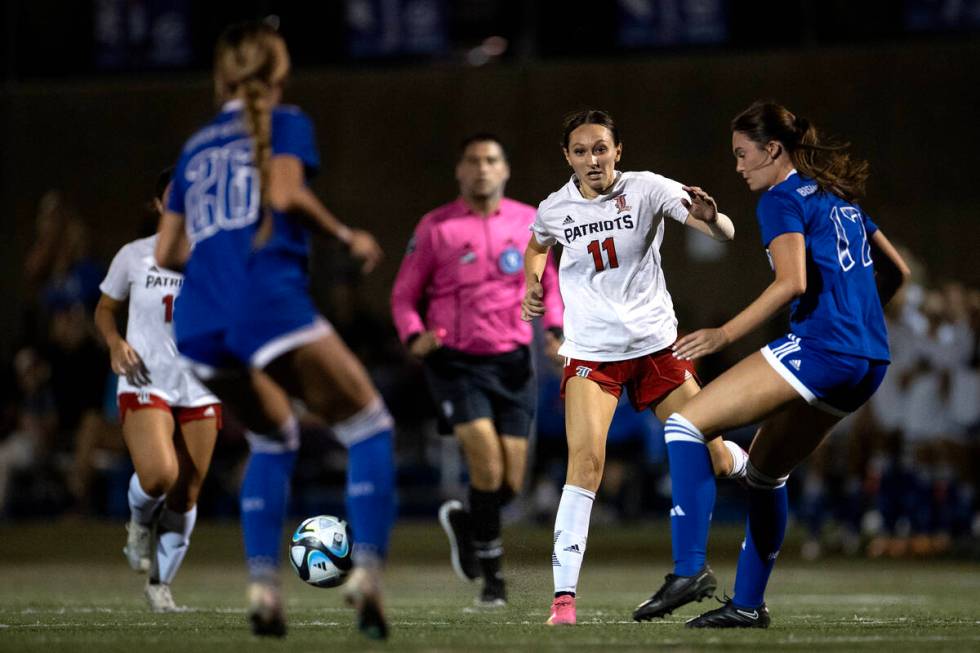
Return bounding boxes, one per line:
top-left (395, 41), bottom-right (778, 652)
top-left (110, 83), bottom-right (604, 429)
top-left (1, 520), bottom-right (978, 652)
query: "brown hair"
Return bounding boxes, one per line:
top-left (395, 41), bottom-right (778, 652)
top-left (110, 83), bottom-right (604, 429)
top-left (561, 109), bottom-right (620, 150)
top-left (214, 21), bottom-right (289, 244)
top-left (731, 101), bottom-right (869, 202)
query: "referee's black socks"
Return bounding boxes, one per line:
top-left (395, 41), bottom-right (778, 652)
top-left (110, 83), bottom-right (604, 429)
top-left (469, 486), bottom-right (504, 582)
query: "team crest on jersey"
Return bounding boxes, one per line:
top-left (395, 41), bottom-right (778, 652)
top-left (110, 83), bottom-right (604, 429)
top-left (498, 246), bottom-right (523, 275)
top-left (614, 194), bottom-right (631, 214)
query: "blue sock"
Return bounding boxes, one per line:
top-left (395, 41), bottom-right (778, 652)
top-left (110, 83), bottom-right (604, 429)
top-left (733, 484), bottom-right (788, 609)
top-left (664, 414), bottom-right (716, 577)
top-left (240, 443), bottom-right (298, 579)
top-left (346, 428), bottom-right (396, 564)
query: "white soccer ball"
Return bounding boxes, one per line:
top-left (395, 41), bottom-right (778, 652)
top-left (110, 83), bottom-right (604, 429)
top-left (289, 515), bottom-right (353, 588)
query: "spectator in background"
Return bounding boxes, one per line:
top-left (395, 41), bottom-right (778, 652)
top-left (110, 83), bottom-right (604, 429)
top-left (0, 348), bottom-right (57, 517)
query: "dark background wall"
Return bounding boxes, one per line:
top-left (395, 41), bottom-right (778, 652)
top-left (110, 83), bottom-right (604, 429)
top-left (2, 40), bottom-right (978, 357)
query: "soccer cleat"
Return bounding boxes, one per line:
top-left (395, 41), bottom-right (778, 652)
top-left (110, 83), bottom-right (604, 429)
top-left (546, 595), bottom-right (576, 625)
top-left (685, 599), bottom-right (770, 629)
top-left (475, 579), bottom-right (507, 608)
top-left (124, 519), bottom-right (153, 573)
top-left (144, 582), bottom-right (178, 613)
top-left (633, 565), bottom-right (717, 621)
top-left (247, 581), bottom-right (286, 638)
top-left (438, 500), bottom-right (480, 582)
top-left (344, 567), bottom-right (389, 640)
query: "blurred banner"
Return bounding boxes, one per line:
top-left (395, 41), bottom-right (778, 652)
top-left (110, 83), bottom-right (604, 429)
top-left (94, 0), bottom-right (192, 70)
top-left (904, 0), bottom-right (980, 31)
top-left (345, 0), bottom-right (448, 59)
top-left (617, 0), bottom-right (729, 47)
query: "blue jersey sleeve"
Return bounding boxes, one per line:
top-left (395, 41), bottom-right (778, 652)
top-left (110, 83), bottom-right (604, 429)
top-left (756, 189), bottom-right (805, 247)
top-left (272, 107), bottom-right (320, 176)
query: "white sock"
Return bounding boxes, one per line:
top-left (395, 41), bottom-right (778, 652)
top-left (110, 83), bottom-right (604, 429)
top-left (155, 505), bottom-right (197, 585)
top-left (723, 440), bottom-right (749, 479)
top-left (552, 484), bottom-right (595, 595)
top-left (128, 473), bottom-right (165, 526)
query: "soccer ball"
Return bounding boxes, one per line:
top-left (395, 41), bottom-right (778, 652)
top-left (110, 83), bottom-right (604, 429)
top-left (289, 515), bottom-right (354, 588)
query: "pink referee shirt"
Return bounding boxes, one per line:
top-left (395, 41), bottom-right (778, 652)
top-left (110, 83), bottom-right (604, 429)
top-left (391, 197), bottom-right (564, 356)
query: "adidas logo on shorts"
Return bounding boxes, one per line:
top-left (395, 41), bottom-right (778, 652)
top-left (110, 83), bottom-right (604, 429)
top-left (788, 359), bottom-right (801, 370)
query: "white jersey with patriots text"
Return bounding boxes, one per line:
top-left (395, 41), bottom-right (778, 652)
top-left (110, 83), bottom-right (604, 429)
top-left (532, 171), bottom-right (689, 361)
top-left (99, 235), bottom-right (218, 407)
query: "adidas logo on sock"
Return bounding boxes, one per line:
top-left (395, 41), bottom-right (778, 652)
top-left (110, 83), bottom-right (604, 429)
top-left (562, 544), bottom-right (582, 554)
top-left (669, 505), bottom-right (686, 517)
top-left (788, 359), bottom-right (801, 370)
top-left (562, 215), bottom-right (575, 225)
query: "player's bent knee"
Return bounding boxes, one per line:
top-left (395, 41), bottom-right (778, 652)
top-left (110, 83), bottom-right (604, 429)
top-left (331, 397), bottom-right (394, 449)
top-left (745, 460), bottom-right (789, 490)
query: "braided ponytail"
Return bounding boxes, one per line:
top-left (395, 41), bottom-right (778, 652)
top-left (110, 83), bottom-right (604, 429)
top-left (214, 21), bottom-right (289, 246)
top-left (732, 101), bottom-right (870, 202)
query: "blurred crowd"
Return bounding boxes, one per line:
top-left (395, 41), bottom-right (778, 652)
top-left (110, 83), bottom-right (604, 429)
top-left (2, 193), bottom-right (978, 559)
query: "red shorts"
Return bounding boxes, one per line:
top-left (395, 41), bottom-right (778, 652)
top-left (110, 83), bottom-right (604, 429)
top-left (118, 393), bottom-right (223, 428)
top-left (560, 347), bottom-right (699, 411)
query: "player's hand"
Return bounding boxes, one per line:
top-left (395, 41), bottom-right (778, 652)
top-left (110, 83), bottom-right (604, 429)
top-left (521, 280), bottom-right (545, 321)
top-left (672, 327), bottom-right (730, 361)
top-left (408, 330), bottom-right (443, 359)
top-left (681, 186), bottom-right (718, 224)
top-left (110, 340), bottom-right (151, 386)
top-left (347, 229), bottom-right (384, 274)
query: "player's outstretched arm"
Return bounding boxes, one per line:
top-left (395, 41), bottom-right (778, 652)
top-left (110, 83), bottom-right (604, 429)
top-left (268, 155), bottom-right (383, 273)
top-left (869, 230), bottom-right (911, 306)
top-left (521, 236), bottom-right (550, 322)
top-left (681, 185), bottom-right (735, 241)
top-left (673, 232), bottom-right (806, 360)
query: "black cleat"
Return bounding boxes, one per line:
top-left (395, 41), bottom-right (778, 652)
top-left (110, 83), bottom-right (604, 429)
top-left (439, 500), bottom-right (480, 582)
top-left (685, 599), bottom-right (770, 629)
top-left (344, 568), bottom-right (389, 640)
top-left (475, 578), bottom-right (507, 608)
top-left (633, 565), bottom-right (717, 621)
top-left (247, 582), bottom-right (286, 638)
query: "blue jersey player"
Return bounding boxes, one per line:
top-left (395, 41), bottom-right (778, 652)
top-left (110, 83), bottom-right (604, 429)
top-left (155, 21), bottom-right (394, 640)
top-left (635, 101), bottom-right (910, 629)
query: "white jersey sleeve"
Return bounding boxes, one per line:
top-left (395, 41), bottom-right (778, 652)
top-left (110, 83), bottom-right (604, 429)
top-left (99, 242), bottom-right (138, 301)
top-left (531, 202), bottom-right (560, 247)
top-left (636, 171), bottom-right (690, 224)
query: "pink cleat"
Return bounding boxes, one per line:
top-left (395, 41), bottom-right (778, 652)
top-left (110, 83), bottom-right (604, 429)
top-left (546, 595), bottom-right (576, 625)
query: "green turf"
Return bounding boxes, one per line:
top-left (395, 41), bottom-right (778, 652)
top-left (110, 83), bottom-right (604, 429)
top-left (0, 521), bottom-right (978, 651)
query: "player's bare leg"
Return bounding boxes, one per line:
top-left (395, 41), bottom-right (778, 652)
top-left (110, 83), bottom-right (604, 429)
top-left (121, 408), bottom-right (177, 574)
top-left (548, 378), bottom-right (618, 625)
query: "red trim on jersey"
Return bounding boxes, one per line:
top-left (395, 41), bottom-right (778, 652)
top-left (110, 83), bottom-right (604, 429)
top-left (560, 346), bottom-right (699, 411)
top-left (118, 393), bottom-right (222, 429)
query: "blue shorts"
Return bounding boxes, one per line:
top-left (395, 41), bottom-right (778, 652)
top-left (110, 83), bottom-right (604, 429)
top-left (225, 250), bottom-right (333, 369)
top-left (762, 333), bottom-right (888, 416)
top-left (176, 329), bottom-right (240, 380)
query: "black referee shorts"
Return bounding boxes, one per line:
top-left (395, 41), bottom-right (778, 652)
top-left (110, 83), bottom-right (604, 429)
top-left (423, 346), bottom-right (536, 438)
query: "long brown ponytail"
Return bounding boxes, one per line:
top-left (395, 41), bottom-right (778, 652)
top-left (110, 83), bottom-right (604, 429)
top-left (213, 21), bottom-right (288, 245)
top-left (731, 101), bottom-right (869, 202)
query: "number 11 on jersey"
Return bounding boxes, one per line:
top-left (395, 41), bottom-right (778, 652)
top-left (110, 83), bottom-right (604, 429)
top-left (587, 238), bottom-right (619, 271)
top-left (162, 294), bottom-right (175, 323)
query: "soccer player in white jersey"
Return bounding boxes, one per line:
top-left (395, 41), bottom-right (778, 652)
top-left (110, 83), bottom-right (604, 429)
top-left (94, 170), bottom-right (221, 613)
top-left (521, 109), bottom-right (747, 625)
